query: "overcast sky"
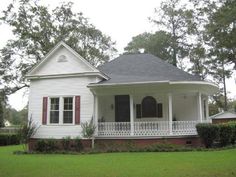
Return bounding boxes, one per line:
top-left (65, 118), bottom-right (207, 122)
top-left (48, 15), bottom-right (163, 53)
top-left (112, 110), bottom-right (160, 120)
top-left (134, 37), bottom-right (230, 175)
top-left (0, 0), bottom-right (235, 110)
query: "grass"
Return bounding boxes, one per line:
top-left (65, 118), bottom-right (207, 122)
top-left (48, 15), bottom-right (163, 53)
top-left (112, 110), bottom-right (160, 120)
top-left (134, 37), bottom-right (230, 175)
top-left (0, 145), bottom-right (236, 177)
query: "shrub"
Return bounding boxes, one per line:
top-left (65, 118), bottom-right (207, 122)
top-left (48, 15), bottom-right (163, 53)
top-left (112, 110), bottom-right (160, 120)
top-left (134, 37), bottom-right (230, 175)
top-left (18, 116), bottom-right (38, 150)
top-left (0, 134), bottom-right (20, 146)
top-left (228, 122), bottom-right (236, 144)
top-left (46, 139), bottom-right (57, 152)
top-left (35, 140), bottom-right (47, 152)
top-left (81, 118), bottom-right (96, 148)
top-left (196, 123), bottom-right (219, 148)
top-left (61, 136), bottom-right (71, 150)
top-left (74, 137), bottom-right (83, 152)
top-left (35, 139), bottom-right (57, 152)
top-left (218, 123), bottom-right (233, 146)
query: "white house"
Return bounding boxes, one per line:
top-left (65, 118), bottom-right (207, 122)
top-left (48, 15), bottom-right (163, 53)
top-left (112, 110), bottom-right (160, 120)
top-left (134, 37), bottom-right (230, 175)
top-left (26, 42), bottom-right (218, 146)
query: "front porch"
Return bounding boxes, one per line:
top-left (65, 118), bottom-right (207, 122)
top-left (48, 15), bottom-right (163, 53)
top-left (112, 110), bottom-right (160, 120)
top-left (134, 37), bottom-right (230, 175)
top-left (91, 82), bottom-right (213, 138)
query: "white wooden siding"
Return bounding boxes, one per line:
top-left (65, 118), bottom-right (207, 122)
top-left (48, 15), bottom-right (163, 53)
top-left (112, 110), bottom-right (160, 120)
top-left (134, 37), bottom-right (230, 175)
top-left (172, 94), bottom-right (198, 121)
top-left (28, 76), bottom-right (96, 139)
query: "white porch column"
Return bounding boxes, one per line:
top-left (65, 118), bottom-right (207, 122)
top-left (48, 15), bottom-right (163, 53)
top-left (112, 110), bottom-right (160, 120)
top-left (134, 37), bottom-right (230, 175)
top-left (206, 96), bottom-right (209, 120)
top-left (94, 94), bottom-right (99, 136)
top-left (168, 93), bottom-right (173, 135)
top-left (130, 95), bottom-right (134, 136)
top-left (197, 92), bottom-right (203, 122)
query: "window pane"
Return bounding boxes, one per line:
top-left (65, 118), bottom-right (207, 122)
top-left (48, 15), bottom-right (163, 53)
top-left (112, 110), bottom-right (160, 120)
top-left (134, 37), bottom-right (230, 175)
top-left (50, 111), bottom-right (59, 123)
top-left (63, 111), bottom-right (73, 123)
top-left (50, 98), bottom-right (59, 110)
top-left (64, 97), bottom-right (73, 110)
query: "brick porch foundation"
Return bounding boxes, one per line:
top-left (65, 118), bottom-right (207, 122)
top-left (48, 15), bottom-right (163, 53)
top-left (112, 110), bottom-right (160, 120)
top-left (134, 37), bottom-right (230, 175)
top-left (28, 136), bottom-right (202, 151)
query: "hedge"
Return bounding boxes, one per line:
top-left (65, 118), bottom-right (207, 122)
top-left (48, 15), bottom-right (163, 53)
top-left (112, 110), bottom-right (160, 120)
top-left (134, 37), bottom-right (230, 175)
top-left (196, 122), bottom-right (236, 148)
top-left (218, 123), bottom-right (233, 146)
top-left (196, 123), bottom-right (219, 148)
top-left (0, 134), bottom-right (20, 146)
top-left (228, 122), bottom-right (236, 144)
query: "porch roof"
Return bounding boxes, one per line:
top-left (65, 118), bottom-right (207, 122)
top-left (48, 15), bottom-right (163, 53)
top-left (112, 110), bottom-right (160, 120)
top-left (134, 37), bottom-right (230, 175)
top-left (96, 54), bottom-right (201, 84)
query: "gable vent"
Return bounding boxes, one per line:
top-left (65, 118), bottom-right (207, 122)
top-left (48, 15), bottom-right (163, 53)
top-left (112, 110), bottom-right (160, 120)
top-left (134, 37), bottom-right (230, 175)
top-left (57, 55), bottom-right (68, 62)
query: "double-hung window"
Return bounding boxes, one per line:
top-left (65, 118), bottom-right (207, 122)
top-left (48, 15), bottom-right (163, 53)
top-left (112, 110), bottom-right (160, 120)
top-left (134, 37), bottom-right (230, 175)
top-left (49, 97), bottom-right (74, 124)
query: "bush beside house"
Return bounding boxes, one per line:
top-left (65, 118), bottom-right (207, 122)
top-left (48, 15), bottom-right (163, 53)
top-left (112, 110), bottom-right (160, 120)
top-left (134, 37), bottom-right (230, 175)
top-left (196, 122), bottom-right (236, 148)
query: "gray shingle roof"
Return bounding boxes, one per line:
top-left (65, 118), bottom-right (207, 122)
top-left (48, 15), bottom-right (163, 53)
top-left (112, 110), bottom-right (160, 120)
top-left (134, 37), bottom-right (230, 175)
top-left (210, 112), bottom-right (236, 119)
top-left (97, 53), bottom-right (201, 84)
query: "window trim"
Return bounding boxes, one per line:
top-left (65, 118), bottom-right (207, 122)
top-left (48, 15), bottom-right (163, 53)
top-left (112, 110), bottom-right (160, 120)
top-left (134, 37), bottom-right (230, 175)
top-left (47, 96), bottom-right (75, 125)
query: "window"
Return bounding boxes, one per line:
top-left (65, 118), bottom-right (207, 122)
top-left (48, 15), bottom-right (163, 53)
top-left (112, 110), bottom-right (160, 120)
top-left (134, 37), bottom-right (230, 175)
top-left (50, 98), bottom-right (60, 123)
top-left (142, 96), bottom-right (157, 117)
top-left (63, 97), bottom-right (73, 123)
top-left (136, 96), bottom-right (163, 118)
top-left (48, 96), bottom-right (75, 124)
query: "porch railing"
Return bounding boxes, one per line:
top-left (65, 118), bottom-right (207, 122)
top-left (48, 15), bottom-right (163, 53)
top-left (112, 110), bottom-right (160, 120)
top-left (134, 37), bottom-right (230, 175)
top-left (134, 121), bottom-right (169, 136)
top-left (98, 122), bottom-right (131, 136)
top-left (172, 121), bottom-right (197, 135)
top-left (97, 121), bottom-right (200, 137)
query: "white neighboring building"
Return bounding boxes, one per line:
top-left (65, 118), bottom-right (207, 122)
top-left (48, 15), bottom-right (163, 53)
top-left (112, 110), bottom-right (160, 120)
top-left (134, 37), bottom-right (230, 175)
top-left (4, 120), bottom-right (11, 127)
top-left (26, 42), bottom-right (218, 143)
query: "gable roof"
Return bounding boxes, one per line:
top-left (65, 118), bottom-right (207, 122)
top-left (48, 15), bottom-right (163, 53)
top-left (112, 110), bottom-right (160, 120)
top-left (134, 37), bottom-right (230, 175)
top-left (26, 41), bottom-right (108, 79)
top-left (210, 111), bottom-right (236, 119)
top-left (96, 53), bottom-right (201, 85)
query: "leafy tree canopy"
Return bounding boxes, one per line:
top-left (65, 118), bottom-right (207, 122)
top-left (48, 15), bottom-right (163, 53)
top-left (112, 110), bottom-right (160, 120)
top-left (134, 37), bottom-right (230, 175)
top-left (0, 0), bottom-right (116, 95)
top-left (150, 0), bottom-right (197, 67)
top-left (124, 31), bottom-right (173, 63)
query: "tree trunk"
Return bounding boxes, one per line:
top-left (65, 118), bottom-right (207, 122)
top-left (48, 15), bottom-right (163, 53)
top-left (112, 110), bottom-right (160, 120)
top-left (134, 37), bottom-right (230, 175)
top-left (222, 61), bottom-right (227, 111)
top-left (91, 137), bottom-right (95, 149)
top-left (173, 47), bottom-right (177, 67)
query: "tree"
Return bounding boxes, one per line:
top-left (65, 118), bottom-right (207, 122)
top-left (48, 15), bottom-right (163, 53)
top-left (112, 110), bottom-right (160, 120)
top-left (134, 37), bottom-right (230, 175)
top-left (202, 0), bottom-right (235, 110)
top-left (4, 107), bottom-right (28, 125)
top-left (150, 0), bottom-right (197, 67)
top-left (205, 0), bottom-right (236, 69)
top-left (0, 0), bottom-right (116, 95)
top-left (124, 31), bottom-right (173, 62)
top-left (188, 44), bottom-right (208, 80)
top-left (189, 0), bottom-right (235, 110)
top-left (0, 90), bottom-right (7, 127)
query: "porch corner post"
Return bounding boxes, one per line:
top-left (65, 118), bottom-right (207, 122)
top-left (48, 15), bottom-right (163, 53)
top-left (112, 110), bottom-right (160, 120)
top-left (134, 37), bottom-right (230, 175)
top-left (206, 96), bottom-right (209, 121)
top-left (168, 93), bottom-right (173, 135)
top-left (130, 95), bottom-right (134, 136)
top-left (94, 94), bottom-right (99, 136)
top-left (197, 92), bottom-right (203, 123)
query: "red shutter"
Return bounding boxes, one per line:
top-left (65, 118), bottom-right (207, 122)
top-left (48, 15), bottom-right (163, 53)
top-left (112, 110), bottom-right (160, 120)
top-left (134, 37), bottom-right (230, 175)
top-left (75, 96), bottom-right (81, 125)
top-left (42, 97), bottom-right (48, 125)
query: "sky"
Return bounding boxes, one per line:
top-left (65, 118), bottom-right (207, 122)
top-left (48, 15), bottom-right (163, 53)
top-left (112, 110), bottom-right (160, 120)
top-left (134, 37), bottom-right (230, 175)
top-left (0, 0), bottom-right (236, 111)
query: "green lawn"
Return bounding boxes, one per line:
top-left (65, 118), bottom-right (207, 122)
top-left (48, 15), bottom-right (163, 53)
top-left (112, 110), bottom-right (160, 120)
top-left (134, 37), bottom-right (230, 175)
top-left (0, 145), bottom-right (236, 177)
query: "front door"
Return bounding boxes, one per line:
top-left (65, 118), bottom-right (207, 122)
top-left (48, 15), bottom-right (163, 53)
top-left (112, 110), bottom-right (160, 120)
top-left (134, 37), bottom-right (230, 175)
top-left (115, 95), bottom-right (130, 122)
